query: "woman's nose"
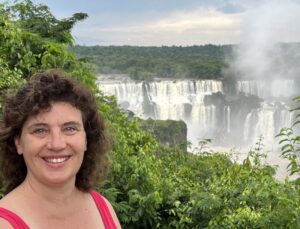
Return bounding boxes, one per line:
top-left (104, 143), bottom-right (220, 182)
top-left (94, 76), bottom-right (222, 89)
top-left (46, 130), bottom-right (67, 151)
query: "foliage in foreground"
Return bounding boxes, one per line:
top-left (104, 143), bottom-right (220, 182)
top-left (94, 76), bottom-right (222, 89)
top-left (277, 96), bottom-right (300, 175)
top-left (0, 1), bottom-right (300, 228)
top-left (101, 105), bottom-right (300, 228)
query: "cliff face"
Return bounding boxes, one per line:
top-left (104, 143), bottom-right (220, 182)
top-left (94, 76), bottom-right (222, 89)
top-left (140, 119), bottom-right (187, 151)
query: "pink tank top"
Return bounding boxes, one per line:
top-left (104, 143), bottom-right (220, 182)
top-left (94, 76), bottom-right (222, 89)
top-left (0, 191), bottom-right (117, 229)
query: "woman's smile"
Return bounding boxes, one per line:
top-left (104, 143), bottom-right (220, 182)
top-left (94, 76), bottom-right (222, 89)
top-left (43, 156), bottom-right (70, 164)
top-left (42, 155), bottom-right (72, 168)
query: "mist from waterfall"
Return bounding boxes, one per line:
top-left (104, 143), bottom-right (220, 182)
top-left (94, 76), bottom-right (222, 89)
top-left (229, 0), bottom-right (300, 84)
top-left (222, 0), bottom-right (300, 175)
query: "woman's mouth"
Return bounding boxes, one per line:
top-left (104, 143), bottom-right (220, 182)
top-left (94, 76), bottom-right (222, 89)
top-left (43, 156), bottom-right (70, 164)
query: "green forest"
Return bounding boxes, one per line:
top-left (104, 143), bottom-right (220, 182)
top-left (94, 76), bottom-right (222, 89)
top-left (1, 1), bottom-right (300, 228)
top-left (72, 44), bottom-right (231, 80)
top-left (72, 42), bottom-right (300, 82)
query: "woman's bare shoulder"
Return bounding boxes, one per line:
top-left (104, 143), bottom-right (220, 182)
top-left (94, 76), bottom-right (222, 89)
top-left (0, 196), bottom-right (14, 229)
top-left (0, 188), bottom-right (23, 211)
top-left (0, 191), bottom-right (17, 208)
top-left (0, 195), bottom-right (10, 208)
top-left (0, 198), bottom-right (15, 229)
top-left (101, 196), bottom-right (122, 229)
top-left (0, 218), bottom-right (14, 229)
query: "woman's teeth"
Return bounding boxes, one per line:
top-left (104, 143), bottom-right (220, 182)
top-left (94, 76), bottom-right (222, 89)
top-left (44, 157), bottom-right (69, 163)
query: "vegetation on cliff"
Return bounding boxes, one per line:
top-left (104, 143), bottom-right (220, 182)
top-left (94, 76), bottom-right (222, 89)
top-left (139, 119), bottom-right (187, 151)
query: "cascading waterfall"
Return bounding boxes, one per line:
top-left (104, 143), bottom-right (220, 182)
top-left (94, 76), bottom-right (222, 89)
top-left (98, 77), bottom-right (294, 150)
top-left (225, 106), bottom-right (231, 133)
top-left (243, 113), bottom-right (253, 142)
top-left (237, 79), bottom-right (295, 98)
top-left (253, 104), bottom-right (276, 147)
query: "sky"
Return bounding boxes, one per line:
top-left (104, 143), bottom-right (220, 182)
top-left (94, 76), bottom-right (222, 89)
top-left (9, 0), bottom-right (300, 46)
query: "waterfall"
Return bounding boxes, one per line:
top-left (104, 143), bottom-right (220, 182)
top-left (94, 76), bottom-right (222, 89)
top-left (253, 103), bottom-right (276, 147)
top-left (225, 106), bottom-right (231, 133)
top-left (237, 79), bottom-right (295, 98)
top-left (98, 77), bottom-right (294, 149)
top-left (243, 112), bottom-right (253, 142)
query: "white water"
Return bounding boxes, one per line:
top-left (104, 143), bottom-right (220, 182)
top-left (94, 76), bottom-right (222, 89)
top-left (237, 79), bottom-right (295, 98)
top-left (99, 79), bottom-right (222, 145)
top-left (98, 77), bottom-right (295, 151)
top-left (99, 80), bottom-right (293, 145)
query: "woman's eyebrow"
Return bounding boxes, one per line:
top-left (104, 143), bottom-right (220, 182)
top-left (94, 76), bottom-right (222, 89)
top-left (62, 121), bottom-right (83, 127)
top-left (27, 122), bottom-right (48, 129)
top-left (26, 122), bottom-right (83, 129)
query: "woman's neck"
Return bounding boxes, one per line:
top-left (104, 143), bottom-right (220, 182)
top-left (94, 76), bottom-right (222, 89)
top-left (20, 175), bottom-right (81, 206)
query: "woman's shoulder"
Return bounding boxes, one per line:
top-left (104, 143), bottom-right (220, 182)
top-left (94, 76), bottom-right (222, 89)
top-left (0, 206), bottom-right (29, 229)
top-left (0, 188), bottom-right (20, 209)
top-left (0, 189), bottom-right (28, 228)
top-left (0, 194), bottom-right (12, 209)
top-left (0, 217), bottom-right (14, 229)
top-left (90, 191), bottom-right (121, 229)
top-left (90, 191), bottom-right (114, 211)
top-left (0, 201), bottom-right (24, 229)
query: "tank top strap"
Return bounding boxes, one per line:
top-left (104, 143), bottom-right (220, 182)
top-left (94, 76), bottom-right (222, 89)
top-left (90, 191), bottom-right (117, 229)
top-left (0, 207), bottom-right (30, 229)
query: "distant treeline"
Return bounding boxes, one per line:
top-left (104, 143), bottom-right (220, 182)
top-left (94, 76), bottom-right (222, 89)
top-left (71, 45), bottom-right (233, 80)
top-left (72, 43), bottom-right (300, 81)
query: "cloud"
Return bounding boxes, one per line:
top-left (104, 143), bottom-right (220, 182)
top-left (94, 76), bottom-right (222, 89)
top-left (149, 8), bottom-right (240, 32)
top-left (72, 0), bottom-right (300, 46)
top-left (72, 7), bottom-right (242, 46)
top-left (228, 0), bottom-right (300, 83)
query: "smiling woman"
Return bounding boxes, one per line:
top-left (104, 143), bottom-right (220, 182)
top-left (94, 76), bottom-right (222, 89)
top-left (0, 69), bottom-right (121, 228)
top-left (14, 102), bottom-right (87, 187)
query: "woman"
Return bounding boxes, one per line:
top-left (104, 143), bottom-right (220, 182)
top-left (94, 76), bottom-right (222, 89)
top-left (0, 70), bottom-right (121, 228)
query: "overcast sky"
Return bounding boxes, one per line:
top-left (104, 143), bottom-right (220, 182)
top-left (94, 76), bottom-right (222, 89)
top-left (29, 0), bottom-right (300, 46)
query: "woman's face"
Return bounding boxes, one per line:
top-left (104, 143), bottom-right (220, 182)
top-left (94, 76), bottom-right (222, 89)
top-left (15, 102), bottom-right (87, 188)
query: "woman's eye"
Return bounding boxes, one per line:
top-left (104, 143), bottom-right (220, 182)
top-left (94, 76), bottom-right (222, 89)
top-left (32, 128), bottom-right (47, 135)
top-left (64, 126), bottom-right (78, 134)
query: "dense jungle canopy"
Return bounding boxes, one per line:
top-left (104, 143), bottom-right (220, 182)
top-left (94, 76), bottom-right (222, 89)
top-left (72, 43), bottom-right (300, 82)
top-left (72, 45), bottom-right (232, 80)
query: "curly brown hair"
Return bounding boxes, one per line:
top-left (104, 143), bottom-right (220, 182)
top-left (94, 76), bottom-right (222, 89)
top-left (0, 69), bottom-right (110, 193)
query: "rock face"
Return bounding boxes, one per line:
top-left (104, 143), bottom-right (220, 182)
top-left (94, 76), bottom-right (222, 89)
top-left (140, 119), bottom-right (187, 151)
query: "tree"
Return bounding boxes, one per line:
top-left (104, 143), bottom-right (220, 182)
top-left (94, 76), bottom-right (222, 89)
top-left (0, 0), bottom-right (96, 96)
top-left (7, 0), bottom-right (88, 45)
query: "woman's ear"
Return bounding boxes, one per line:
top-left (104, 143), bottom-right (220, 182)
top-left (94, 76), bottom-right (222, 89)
top-left (14, 137), bottom-right (23, 155)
